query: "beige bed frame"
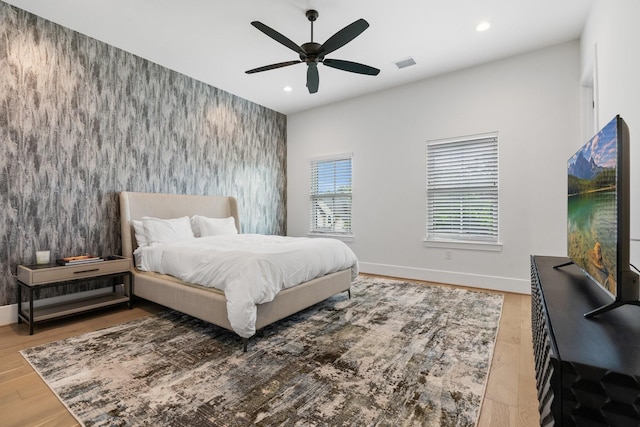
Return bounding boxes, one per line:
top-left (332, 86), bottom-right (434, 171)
top-left (119, 191), bottom-right (351, 350)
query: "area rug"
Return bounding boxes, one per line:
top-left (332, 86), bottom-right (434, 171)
top-left (21, 276), bottom-right (503, 427)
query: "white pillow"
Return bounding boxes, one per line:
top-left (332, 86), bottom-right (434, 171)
top-left (142, 216), bottom-right (195, 246)
top-left (132, 220), bottom-right (148, 248)
top-left (191, 215), bottom-right (238, 237)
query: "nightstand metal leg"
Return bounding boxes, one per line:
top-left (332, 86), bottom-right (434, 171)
top-left (17, 282), bottom-right (22, 324)
top-left (127, 272), bottom-right (134, 308)
top-left (29, 286), bottom-right (34, 335)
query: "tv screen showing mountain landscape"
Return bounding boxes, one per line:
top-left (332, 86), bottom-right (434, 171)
top-left (567, 117), bottom-right (618, 297)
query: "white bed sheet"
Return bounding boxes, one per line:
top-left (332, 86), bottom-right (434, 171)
top-left (134, 234), bottom-right (358, 338)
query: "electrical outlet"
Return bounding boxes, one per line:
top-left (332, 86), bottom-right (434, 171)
top-left (444, 250), bottom-right (452, 260)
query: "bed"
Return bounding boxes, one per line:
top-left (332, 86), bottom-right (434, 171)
top-left (119, 191), bottom-right (357, 351)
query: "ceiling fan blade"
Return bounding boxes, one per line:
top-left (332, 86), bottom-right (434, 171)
top-left (306, 63), bottom-right (319, 94)
top-left (245, 60), bottom-right (302, 74)
top-left (323, 59), bottom-right (380, 75)
top-left (251, 21), bottom-right (306, 56)
top-left (320, 19), bottom-right (369, 56)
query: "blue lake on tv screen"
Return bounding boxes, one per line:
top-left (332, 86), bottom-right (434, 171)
top-left (568, 190), bottom-right (617, 296)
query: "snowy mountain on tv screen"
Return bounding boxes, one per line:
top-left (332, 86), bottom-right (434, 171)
top-left (568, 151), bottom-right (605, 180)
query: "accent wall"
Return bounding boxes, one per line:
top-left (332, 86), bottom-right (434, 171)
top-left (0, 3), bottom-right (287, 308)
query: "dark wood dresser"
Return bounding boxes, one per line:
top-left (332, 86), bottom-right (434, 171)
top-left (530, 255), bottom-right (640, 426)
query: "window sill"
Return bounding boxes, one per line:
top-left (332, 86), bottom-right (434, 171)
top-left (308, 233), bottom-right (354, 243)
top-left (423, 239), bottom-right (502, 252)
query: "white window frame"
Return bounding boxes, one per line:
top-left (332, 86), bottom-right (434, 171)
top-left (424, 133), bottom-right (502, 251)
top-left (309, 153), bottom-right (354, 240)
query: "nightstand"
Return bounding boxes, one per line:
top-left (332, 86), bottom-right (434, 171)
top-left (17, 256), bottom-right (133, 334)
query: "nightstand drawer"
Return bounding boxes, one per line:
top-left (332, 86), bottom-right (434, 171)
top-left (18, 258), bottom-right (131, 285)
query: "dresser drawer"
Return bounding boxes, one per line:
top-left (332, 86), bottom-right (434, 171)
top-left (18, 258), bottom-right (131, 286)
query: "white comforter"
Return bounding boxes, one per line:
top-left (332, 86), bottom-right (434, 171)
top-left (134, 234), bottom-right (359, 338)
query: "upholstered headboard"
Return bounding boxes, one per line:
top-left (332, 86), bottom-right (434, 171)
top-left (119, 191), bottom-right (240, 260)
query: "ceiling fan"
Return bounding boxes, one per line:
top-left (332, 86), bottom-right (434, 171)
top-left (245, 9), bottom-right (380, 94)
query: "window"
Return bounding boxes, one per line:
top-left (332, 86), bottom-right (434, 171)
top-left (426, 133), bottom-right (499, 246)
top-left (310, 154), bottom-right (353, 237)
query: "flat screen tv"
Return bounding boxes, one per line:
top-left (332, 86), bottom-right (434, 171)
top-left (557, 115), bottom-right (639, 317)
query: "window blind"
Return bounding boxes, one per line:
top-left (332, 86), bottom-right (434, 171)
top-left (426, 134), bottom-right (498, 242)
top-left (310, 155), bottom-right (352, 235)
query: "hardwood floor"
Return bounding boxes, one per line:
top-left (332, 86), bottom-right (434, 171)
top-left (0, 283), bottom-right (539, 427)
top-left (477, 292), bottom-right (540, 427)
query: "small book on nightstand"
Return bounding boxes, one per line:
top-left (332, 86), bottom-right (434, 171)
top-left (56, 255), bottom-right (104, 266)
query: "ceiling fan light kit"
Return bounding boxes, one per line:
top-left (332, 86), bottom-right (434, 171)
top-left (246, 9), bottom-right (380, 94)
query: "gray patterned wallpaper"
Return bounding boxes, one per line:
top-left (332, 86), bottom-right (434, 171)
top-left (0, 3), bottom-right (287, 306)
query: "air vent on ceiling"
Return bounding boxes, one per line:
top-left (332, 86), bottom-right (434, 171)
top-left (395, 57), bottom-right (416, 69)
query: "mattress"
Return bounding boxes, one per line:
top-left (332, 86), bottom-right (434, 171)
top-left (134, 234), bottom-right (359, 337)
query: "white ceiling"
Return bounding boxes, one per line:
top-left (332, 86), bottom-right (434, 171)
top-left (5, 0), bottom-right (593, 115)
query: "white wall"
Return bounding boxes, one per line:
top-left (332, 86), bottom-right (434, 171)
top-left (287, 41), bottom-right (581, 294)
top-left (580, 0), bottom-right (640, 267)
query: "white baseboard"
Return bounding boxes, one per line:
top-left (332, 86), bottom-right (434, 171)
top-left (0, 303), bottom-right (17, 327)
top-left (0, 287), bottom-right (114, 327)
top-left (358, 262), bottom-right (530, 294)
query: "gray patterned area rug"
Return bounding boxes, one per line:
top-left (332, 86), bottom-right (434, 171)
top-left (21, 276), bottom-right (503, 427)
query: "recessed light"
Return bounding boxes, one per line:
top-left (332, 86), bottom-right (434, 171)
top-left (476, 21), bottom-right (491, 32)
top-left (283, 86), bottom-right (293, 92)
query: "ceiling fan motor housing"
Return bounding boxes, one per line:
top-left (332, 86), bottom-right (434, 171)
top-left (301, 42), bottom-right (322, 62)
